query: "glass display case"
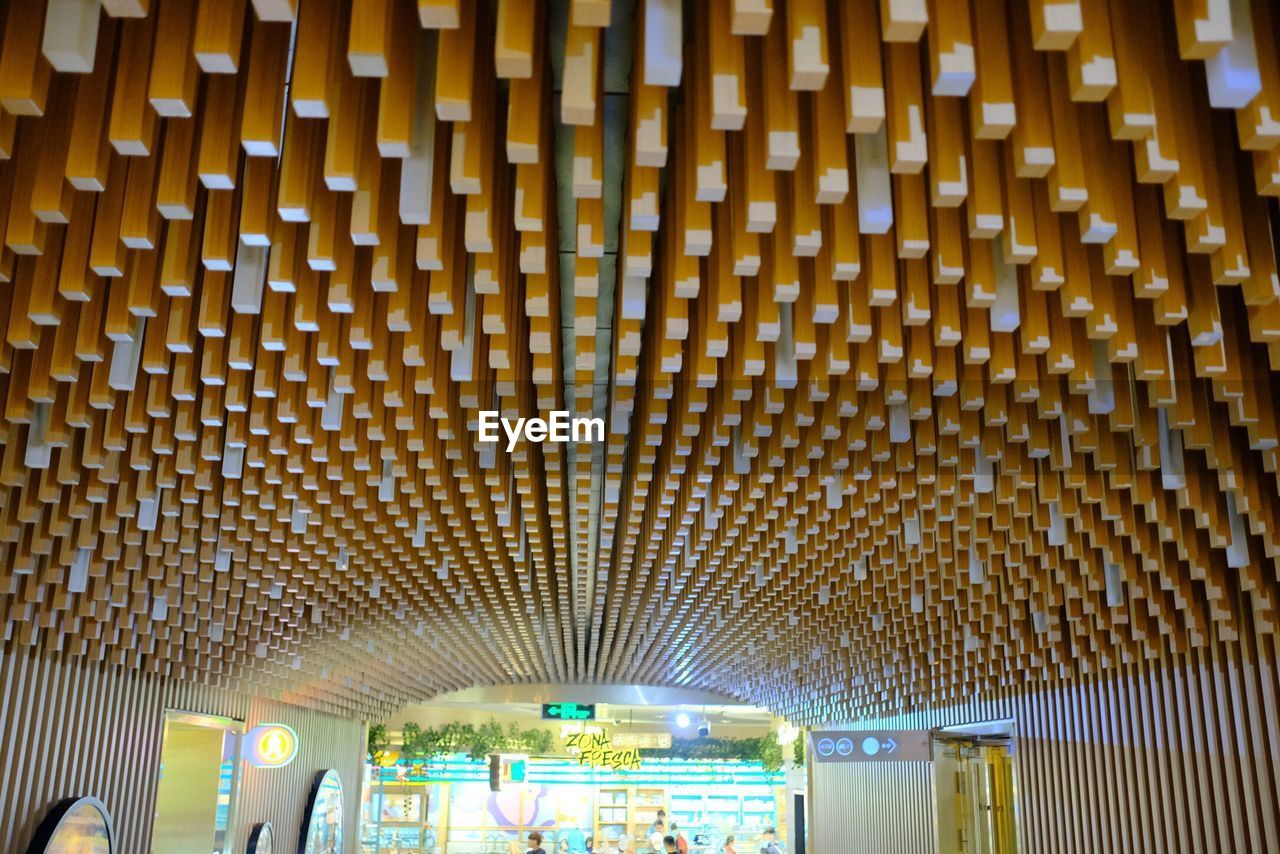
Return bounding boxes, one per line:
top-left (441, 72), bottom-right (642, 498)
top-left (667, 786), bottom-right (779, 854)
top-left (361, 757), bottom-right (785, 854)
top-left (360, 772), bottom-right (443, 854)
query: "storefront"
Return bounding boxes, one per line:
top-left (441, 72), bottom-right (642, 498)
top-left (360, 753), bottom-right (788, 854)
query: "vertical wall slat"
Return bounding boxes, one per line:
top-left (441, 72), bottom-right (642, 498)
top-left (810, 754), bottom-right (938, 852)
top-left (809, 631), bottom-right (1280, 854)
top-left (0, 648), bottom-right (365, 854)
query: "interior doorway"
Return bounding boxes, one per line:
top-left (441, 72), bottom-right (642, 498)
top-left (931, 721), bottom-right (1018, 854)
top-left (791, 791), bottom-right (805, 854)
top-left (151, 710), bottom-right (244, 854)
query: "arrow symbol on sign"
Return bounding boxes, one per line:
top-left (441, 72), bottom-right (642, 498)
top-left (883, 738), bottom-right (898, 753)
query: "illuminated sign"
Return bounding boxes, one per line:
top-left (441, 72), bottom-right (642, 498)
top-left (807, 729), bottom-right (931, 763)
top-left (244, 723), bottom-right (299, 768)
top-left (542, 702), bottom-right (595, 721)
top-left (489, 753), bottom-right (529, 790)
top-left (561, 724), bottom-right (604, 757)
top-left (613, 732), bottom-right (672, 749)
top-left (564, 731), bottom-right (641, 771)
top-left (560, 727), bottom-right (668, 754)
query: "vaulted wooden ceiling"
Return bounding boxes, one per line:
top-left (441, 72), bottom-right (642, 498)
top-left (0, 0), bottom-right (1278, 723)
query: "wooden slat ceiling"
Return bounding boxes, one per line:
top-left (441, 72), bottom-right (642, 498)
top-left (0, 0), bottom-right (1278, 723)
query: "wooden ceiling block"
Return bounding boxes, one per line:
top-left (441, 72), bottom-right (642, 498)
top-left (0, 0), bottom-right (1275, 725)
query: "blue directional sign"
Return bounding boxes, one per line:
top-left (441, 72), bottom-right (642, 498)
top-left (807, 730), bottom-right (932, 762)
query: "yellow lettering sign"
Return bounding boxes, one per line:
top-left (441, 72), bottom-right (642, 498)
top-left (564, 731), bottom-right (641, 771)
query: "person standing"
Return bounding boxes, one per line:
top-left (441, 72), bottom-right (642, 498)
top-left (564, 826), bottom-right (588, 854)
top-left (722, 836), bottom-right (736, 854)
top-left (758, 828), bottom-right (782, 854)
top-left (671, 824), bottom-right (688, 854)
top-left (528, 832), bottom-right (548, 854)
top-left (648, 821), bottom-right (667, 853)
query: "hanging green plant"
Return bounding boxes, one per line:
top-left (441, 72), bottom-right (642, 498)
top-left (367, 724), bottom-right (391, 762)
top-left (400, 722), bottom-right (425, 758)
top-left (637, 734), bottom-right (786, 772)
top-left (387, 718), bottom-right (558, 762)
top-left (758, 732), bottom-right (783, 771)
top-left (376, 719), bottom-right (788, 770)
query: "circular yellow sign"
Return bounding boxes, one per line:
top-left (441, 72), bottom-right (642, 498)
top-left (247, 724), bottom-right (299, 767)
top-left (259, 727), bottom-right (294, 762)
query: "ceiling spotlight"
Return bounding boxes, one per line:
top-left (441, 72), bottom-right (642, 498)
top-left (675, 711), bottom-right (691, 728)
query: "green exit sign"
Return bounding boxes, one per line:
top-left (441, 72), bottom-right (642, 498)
top-left (542, 703), bottom-right (596, 721)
